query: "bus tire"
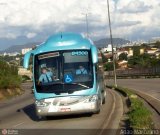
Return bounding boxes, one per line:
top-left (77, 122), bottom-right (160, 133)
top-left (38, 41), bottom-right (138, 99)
top-left (37, 115), bottom-right (42, 120)
top-left (37, 115), bottom-right (46, 121)
top-left (86, 113), bottom-right (93, 117)
top-left (46, 116), bottom-right (53, 120)
top-left (102, 97), bottom-right (106, 104)
top-left (102, 90), bottom-right (106, 104)
top-left (95, 110), bottom-right (100, 114)
top-left (95, 108), bottom-right (100, 114)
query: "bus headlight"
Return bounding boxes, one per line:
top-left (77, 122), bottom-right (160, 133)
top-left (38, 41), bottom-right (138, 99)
top-left (35, 100), bottom-right (51, 107)
top-left (84, 95), bottom-right (98, 103)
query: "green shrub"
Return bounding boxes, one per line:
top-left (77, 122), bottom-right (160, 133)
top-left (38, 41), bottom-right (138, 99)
top-left (0, 60), bottom-right (21, 89)
top-left (0, 75), bottom-right (21, 89)
top-left (104, 62), bottom-right (118, 71)
top-left (129, 98), bottom-right (153, 129)
top-left (21, 75), bottom-right (31, 82)
top-left (106, 85), bottom-right (154, 129)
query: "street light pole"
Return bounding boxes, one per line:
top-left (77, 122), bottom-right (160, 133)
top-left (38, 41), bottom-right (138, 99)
top-left (82, 13), bottom-right (89, 38)
top-left (107, 0), bottom-right (117, 87)
top-left (82, 8), bottom-right (90, 38)
top-left (85, 13), bottom-right (89, 38)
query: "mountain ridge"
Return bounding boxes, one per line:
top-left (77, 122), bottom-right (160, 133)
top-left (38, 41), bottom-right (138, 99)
top-left (0, 42), bottom-right (41, 53)
top-left (0, 38), bottom-right (130, 53)
top-left (94, 38), bottom-right (130, 47)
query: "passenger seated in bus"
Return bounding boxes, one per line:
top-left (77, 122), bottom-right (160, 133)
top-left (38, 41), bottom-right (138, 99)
top-left (38, 67), bottom-right (53, 84)
top-left (76, 65), bottom-right (88, 75)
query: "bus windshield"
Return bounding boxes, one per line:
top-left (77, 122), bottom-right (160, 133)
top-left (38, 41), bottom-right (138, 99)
top-left (34, 50), bottom-right (93, 94)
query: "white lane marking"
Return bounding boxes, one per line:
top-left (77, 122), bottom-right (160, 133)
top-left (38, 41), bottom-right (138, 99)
top-left (13, 122), bottom-right (25, 128)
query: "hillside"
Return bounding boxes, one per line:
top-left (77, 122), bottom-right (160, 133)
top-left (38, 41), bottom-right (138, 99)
top-left (0, 38), bottom-right (130, 53)
top-left (0, 42), bottom-right (41, 53)
top-left (94, 38), bottom-right (130, 47)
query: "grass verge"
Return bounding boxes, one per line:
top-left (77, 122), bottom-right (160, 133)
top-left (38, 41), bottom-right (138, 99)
top-left (0, 60), bottom-right (24, 101)
top-left (107, 85), bottom-right (154, 129)
top-left (0, 88), bottom-right (24, 101)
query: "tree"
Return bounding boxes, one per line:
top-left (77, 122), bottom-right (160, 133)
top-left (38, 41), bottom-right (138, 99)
top-left (137, 54), bottom-right (151, 68)
top-left (104, 62), bottom-right (118, 71)
top-left (127, 53), bottom-right (159, 68)
top-left (119, 53), bottom-right (128, 61)
top-left (101, 53), bottom-right (108, 63)
top-left (150, 58), bottom-right (160, 67)
top-left (133, 46), bottom-right (140, 56)
top-left (154, 41), bottom-right (160, 48)
top-left (128, 56), bottom-right (139, 68)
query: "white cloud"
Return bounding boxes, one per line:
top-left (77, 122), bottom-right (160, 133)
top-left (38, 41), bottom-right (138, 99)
top-left (26, 32), bottom-right (37, 38)
top-left (6, 33), bottom-right (17, 39)
top-left (117, 0), bottom-right (152, 13)
top-left (0, 0), bottom-right (159, 43)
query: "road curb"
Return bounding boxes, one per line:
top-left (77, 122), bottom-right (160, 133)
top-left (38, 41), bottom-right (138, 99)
top-left (129, 89), bottom-right (160, 115)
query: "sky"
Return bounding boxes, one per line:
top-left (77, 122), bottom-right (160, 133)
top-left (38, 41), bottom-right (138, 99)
top-left (0, 0), bottom-right (160, 50)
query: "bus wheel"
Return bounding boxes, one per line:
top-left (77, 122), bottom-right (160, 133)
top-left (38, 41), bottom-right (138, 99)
top-left (102, 91), bottom-right (106, 104)
top-left (95, 104), bottom-right (101, 114)
top-left (46, 116), bottom-right (54, 120)
top-left (86, 113), bottom-right (93, 117)
top-left (102, 97), bottom-right (106, 104)
top-left (37, 115), bottom-right (46, 121)
top-left (95, 109), bottom-right (100, 114)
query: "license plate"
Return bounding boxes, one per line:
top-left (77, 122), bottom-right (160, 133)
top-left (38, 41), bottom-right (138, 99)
top-left (60, 108), bottom-right (71, 112)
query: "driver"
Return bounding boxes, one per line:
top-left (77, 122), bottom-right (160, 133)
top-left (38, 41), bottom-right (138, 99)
top-left (38, 67), bottom-right (53, 84)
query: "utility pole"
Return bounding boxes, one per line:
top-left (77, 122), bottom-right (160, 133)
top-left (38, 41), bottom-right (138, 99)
top-left (107, 0), bottom-right (117, 87)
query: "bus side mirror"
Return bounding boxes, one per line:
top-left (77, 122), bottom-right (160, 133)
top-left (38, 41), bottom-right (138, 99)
top-left (92, 46), bottom-right (98, 64)
top-left (23, 51), bottom-right (33, 69)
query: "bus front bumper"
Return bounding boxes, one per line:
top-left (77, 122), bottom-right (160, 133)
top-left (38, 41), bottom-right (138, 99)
top-left (35, 96), bottom-right (100, 116)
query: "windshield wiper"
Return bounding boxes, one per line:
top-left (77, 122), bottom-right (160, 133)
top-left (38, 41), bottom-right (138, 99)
top-left (42, 82), bottom-right (64, 86)
top-left (66, 83), bottom-right (90, 89)
top-left (44, 82), bottom-right (90, 89)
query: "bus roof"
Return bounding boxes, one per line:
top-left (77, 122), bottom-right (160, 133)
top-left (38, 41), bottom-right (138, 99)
top-left (33, 33), bottom-right (95, 55)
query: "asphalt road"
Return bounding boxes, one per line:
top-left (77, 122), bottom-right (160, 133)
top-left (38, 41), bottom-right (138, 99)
top-left (0, 82), bottom-right (123, 135)
top-left (107, 78), bottom-right (160, 101)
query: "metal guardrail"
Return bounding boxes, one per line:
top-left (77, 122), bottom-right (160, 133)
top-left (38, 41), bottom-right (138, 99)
top-left (105, 67), bottom-right (160, 78)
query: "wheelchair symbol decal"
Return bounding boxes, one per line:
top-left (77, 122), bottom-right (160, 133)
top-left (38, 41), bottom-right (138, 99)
top-left (64, 74), bottom-right (73, 83)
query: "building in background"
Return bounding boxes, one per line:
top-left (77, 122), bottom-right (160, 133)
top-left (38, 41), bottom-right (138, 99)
top-left (146, 48), bottom-right (158, 55)
top-left (3, 52), bottom-right (20, 56)
top-left (118, 60), bottom-right (128, 69)
top-left (22, 48), bottom-right (32, 55)
top-left (140, 48), bottom-right (144, 55)
top-left (128, 48), bottom-right (133, 57)
top-left (101, 44), bottom-right (116, 53)
top-left (18, 67), bottom-right (32, 78)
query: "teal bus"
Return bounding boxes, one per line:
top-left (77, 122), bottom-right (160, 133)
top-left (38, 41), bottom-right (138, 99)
top-left (23, 33), bottom-right (106, 118)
